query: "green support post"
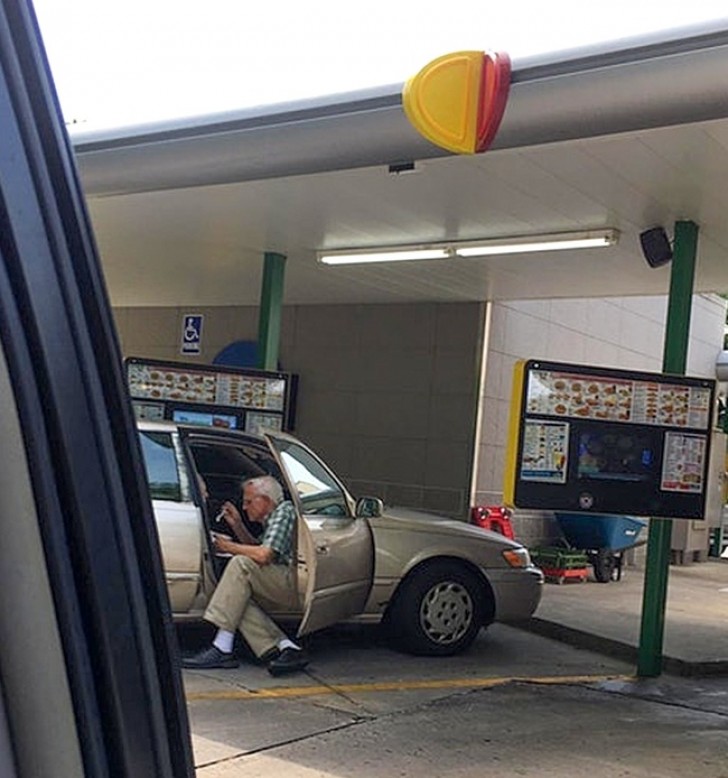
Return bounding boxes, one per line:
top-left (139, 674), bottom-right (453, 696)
top-left (637, 220), bottom-right (699, 678)
top-left (257, 252), bottom-right (286, 371)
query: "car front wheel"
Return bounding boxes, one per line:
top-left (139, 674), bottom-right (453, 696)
top-left (385, 561), bottom-right (487, 656)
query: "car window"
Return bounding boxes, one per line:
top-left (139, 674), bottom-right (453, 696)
top-left (188, 440), bottom-right (283, 500)
top-left (274, 440), bottom-right (350, 517)
top-left (188, 438), bottom-right (287, 540)
top-left (139, 431), bottom-right (183, 502)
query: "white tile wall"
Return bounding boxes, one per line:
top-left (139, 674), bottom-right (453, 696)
top-left (545, 322), bottom-right (586, 362)
top-left (585, 299), bottom-right (622, 343)
top-left (553, 298), bottom-right (588, 334)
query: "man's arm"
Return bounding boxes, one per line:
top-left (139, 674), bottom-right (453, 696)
top-left (220, 501), bottom-right (260, 545)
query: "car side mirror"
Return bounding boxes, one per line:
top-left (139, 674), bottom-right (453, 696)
top-left (355, 496), bottom-right (384, 518)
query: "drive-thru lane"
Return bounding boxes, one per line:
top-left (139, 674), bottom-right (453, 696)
top-left (179, 623), bottom-right (728, 777)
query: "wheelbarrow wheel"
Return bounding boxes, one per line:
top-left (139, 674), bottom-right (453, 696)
top-left (592, 549), bottom-right (615, 583)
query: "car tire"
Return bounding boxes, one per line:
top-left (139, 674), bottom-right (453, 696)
top-left (385, 561), bottom-right (487, 656)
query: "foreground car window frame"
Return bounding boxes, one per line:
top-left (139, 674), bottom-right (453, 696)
top-left (0, 2), bottom-right (194, 776)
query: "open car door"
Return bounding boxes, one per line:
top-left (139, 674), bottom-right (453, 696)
top-left (270, 435), bottom-right (374, 636)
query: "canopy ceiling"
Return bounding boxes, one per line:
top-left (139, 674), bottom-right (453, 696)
top-left (72, 20), bottom-right (728, 307)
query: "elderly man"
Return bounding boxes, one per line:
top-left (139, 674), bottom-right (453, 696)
top-left (182, 474), bottom-right (308, 675)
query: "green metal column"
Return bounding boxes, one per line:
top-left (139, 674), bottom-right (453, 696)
top-left (637, 220), bottom-right (699, 678)
top-left (257, 252), bottom-right (286, 371)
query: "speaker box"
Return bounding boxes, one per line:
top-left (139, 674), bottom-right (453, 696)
top-left (639, 227), bottom-right (672, 268)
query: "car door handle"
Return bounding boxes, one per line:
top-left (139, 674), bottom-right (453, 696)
top-left (315, 544), bottom-right (329, 555)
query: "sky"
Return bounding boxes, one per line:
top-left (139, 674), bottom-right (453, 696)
top-left (31, 0), bottom-right (728, 131)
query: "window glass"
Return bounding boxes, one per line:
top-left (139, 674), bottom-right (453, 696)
top-left (275, 441), bottom-right (349, 517)
top-left (139, 431), bottom-right (181, 501)
top-left (188, 440), bottom-right (284, 540)
top-left (189, 441), bottom-right (280, 503)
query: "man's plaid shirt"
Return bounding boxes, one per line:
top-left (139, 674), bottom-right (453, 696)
top-left (260, 500), bottom-right (295, 565)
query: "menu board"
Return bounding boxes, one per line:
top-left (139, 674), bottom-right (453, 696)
top-left (126, 357), bottom-right (297, 432)
top-left (128, 361), bottom-right (286, 412)
top-left (504, 359), bottom-right (716, 519)
top-left (526, 369), bottom-right (712, 431)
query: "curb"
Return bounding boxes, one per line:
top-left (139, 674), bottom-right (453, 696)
top-left (517, 617), bottom-right (728, 678)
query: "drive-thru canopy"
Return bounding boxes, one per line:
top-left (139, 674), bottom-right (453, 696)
top-left (72, 20), bottom-right (728, 308)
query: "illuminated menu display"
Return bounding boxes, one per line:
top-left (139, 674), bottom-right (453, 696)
top-left (504, 359), bottom-right (716, 519)
top-left (526, 369), bottom-right (712, 430)
top-left (128, 362), bottom-right (286, 411)
top-left (126, 357), bottom-right (297, 433)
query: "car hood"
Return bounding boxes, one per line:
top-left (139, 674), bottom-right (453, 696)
top-left (370, 505), bottom-right (522, 548)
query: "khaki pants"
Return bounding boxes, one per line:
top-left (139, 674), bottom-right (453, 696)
top-left (204, 556), bottom-right (297, 658)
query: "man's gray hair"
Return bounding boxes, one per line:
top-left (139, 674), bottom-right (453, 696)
top-left (243, 474), bottom-right (283, 505)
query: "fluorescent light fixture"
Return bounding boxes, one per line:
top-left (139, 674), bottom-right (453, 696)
top-left (454, 229), bottom-right (619, 257)
top-left (318, 247), bottom-right (449, 265)
top-left (317, 229), bottom-right (618, 266)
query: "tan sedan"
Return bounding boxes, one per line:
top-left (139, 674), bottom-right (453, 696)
top-left (139, 420), bottom-right (543, 656)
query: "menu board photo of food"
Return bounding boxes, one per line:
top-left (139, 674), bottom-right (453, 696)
top-left (519, 420), bottom-right (569, 484)
top-left (661, 432), bottom-right (707, 493)
top-left (526, 368), bottom-right (712, 431)
top-left (215, 375), bottom-right (285, 410)
top-left (127, 362), bottom-right (217, 404)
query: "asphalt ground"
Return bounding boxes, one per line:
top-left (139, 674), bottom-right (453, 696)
top-left (178, 613), bottom-right (728, 778)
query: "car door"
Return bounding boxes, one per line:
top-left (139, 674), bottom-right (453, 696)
top-left (138, 427), bottom-right (202, 615)
top-left (269, 435), bottom-right (375, 636)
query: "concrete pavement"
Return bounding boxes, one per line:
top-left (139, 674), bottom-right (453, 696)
top-left (181, 559), bottom-right (728, 776)
top-left (183, 621), bottom-right (634, 766)
top-left (181, 623), bottom-right (728, 777)
top-left (192, 677), bottom-right (728, 778)
top-left (525, 558), bottom-right (728, 675)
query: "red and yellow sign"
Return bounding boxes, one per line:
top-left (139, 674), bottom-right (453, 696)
top-left (402, 50), bottom-right (511, 155)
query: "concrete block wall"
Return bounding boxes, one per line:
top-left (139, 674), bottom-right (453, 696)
top-left (473, 294), bottom-right (727, 548)
top-left (115, 305), bottom-right (264, 365)
top-left (115, 301), bottom-right (484, 519)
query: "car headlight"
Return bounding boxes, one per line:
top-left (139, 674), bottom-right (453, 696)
top-left (501, 547), bottom-right (532, 568)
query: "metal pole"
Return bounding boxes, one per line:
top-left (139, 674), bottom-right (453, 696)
top-left (257, 252), bottom-right (286, 371)
top-left (637, 220), bottom-right (698, 677)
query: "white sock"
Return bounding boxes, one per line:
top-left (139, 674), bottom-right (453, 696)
top-left (213, 629), bottom-right (235, 654)
top-left (277, 637), bottom-right (301, 652)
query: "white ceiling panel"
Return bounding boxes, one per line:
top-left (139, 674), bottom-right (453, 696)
top-left (86, 119), bottom-right (728, 307)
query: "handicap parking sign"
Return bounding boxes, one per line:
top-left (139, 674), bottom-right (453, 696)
top-left (180, 314), bottom-right (203, 355)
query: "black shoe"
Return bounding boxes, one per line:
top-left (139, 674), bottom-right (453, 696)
top-left (182, 645), bottom-right (239, 669)
top-left (267, 647), bottom-right (309, 676)
top-left (258, 646), bottom-right (280, 664)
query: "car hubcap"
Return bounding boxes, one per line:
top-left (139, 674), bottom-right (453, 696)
top-left (420, 580), bottom-right (473, 645)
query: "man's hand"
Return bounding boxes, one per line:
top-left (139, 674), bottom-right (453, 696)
top-left (221, 500), bottom-right (243, 529)
top-left (221, 501), bottom-right (260, 544)
top-left (211, 532), bottom-right (237, 556)
top-left (211, 532), bottom-right (274, 565)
